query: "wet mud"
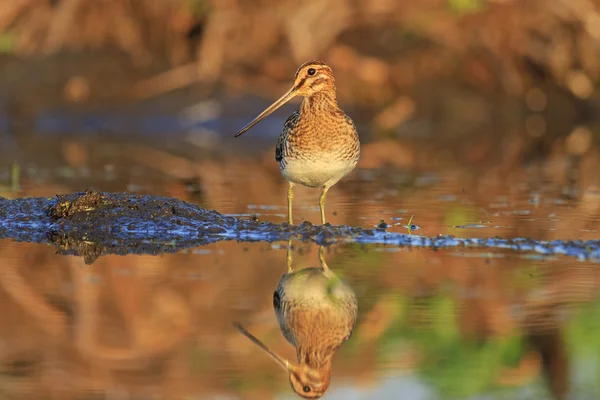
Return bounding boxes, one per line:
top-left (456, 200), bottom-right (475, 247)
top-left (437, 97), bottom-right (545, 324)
top-left (1, 189), bottom-right (600, 264)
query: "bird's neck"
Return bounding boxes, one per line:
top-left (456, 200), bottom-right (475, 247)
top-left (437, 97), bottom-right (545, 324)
top-left (300, 91), bottom-right (339, 116)
top-left (298, 346), bottom-right (334, 370)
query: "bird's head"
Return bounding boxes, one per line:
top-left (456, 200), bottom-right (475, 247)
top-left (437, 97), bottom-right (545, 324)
top-left (234, 61), bottom-right (335, 137)
top-left (234, 323), bottom-right (332, 399)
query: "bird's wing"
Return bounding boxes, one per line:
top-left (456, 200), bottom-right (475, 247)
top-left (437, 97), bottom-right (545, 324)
top-left (276, 110), bottom-right (300, 162)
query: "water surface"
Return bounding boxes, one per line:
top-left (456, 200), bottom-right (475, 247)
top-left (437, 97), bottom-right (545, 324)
top-left (1, 112), bottom-right (600, 399)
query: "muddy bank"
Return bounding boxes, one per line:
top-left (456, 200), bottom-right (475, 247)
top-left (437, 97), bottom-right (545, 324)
top-left (0, 188), bottom-right (278, 263)
top-left (1, 189), bottom-right (600, 264)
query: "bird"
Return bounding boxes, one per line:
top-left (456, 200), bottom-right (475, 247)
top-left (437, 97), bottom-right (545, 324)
top-left (234, 61), bottom-right (360, 225)
top-left (235, 245), bottom-right (358, 398)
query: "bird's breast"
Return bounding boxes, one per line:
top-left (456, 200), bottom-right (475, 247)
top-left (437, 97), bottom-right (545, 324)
top-left (274, 268), bottom-right (358, 349)
top-left (278, 109), bottom-right (360, 187)
top-left (281, 157), bottom-right (357, 188)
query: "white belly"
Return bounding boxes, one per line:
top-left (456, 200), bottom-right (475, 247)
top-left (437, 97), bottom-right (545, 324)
top-left (281, 157), bottom-right (357, 188)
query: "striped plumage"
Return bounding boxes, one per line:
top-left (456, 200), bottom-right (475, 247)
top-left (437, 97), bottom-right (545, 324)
top-left (235, 246), bottom-right (358, 399)
top-left (273, 267), bottom-right (357, 371)
top-left (236, 61), bottom-right (360, 225)
top-left (275, 101), bottom-right (360, 182)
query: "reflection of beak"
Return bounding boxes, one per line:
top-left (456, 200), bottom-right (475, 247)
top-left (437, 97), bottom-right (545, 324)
top-left (235, 323), bottom-right (295, 372)
top-left (234, 85), bottom-right (298, 137)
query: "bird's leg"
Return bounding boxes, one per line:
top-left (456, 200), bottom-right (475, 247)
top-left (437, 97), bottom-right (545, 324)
top-left (287, 182), bottom-right (295, 225)
top-left (318, 245), bottom-right (330, 272)
top-left (319, 186), bottom-right (330, 225)
top-left (286, 240), bottom-right (293, 273)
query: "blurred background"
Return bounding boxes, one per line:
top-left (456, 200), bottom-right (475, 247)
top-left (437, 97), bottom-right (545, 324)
top-left (2, 0), bottom-right (600, 193)
top-left (2, 1), bottom-right (600, 399)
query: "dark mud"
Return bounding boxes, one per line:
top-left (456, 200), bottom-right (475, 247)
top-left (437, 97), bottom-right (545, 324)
top-left (1, 189), bottom-right (600, 264)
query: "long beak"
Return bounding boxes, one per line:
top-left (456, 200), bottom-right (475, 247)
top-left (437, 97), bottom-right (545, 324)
top-left (234, 323), bottom-right (294, 372)
top-left (234, 86), bottom-right (298, 137)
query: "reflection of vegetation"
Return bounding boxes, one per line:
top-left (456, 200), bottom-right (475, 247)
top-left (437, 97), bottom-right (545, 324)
top-left (0, 34), bottom-right (14, 53)
top-left (350, 284), bottom-right (600, 399)
top-left (510, 264), bottom-right (542, 291)
top-left (566, 299), bottom-right (600, 397)
top-left (0, 164), bottom-right (20, 199)
top-left (186, 0), bottom-right (211, 17)
top-left (420, 334), bottom-right (526, 398)
top-left (188, 347), bottom-right (213, 373)
top-left (443, 204), bottom-right (479, 229)
top-left (328, 243), bottom-right (386, 313)
top-left (376, 292), bottom-right (532, 398)
top-left (11, 164), bottom-right (20, 192)
top-left (331, 244), bottom-right (537, 399)
top-left (285, 245), bottom-right (600, 399)
top-left (227, 369), bottom-right (287, 395)
top-left (448, 0), bottom-right (485, 15)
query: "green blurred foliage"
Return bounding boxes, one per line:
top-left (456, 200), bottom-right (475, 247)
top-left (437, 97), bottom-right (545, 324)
top-left (566, 299), bottom-right (600, 396)
top-left (444, 204), bottom-right (480, 228)
top-left (0, 34), bottom-right (14, 53)
top-left (186, 0), bottom-right (211, 18)
top-left (373, 292), bottom-right (532, 398)
top-left (448, 0), bottom-right (486, 15)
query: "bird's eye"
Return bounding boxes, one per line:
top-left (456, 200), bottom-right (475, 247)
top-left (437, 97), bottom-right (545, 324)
top-left (307, 68), bottom-right (316, 76)
top-left (303, 386), bottom-right (311, 393)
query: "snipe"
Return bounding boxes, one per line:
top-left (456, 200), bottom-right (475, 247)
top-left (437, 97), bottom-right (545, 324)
top-left (234, 61), bottom-right (360, 225)
top-left (235, 245), bottom-right (358, 398)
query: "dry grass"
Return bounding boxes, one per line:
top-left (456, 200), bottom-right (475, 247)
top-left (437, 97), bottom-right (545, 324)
top-left (2, 0), bottom-right (600, 101)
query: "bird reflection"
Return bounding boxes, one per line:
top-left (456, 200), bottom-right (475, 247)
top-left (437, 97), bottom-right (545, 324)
top-left (236, 244), bottom-right (358, 398)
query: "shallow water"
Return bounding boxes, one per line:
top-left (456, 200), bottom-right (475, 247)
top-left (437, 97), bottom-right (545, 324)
top-left (0, 238), bottom-right (598, 400)
top-left (1, 113), bottom-right (600, 399)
